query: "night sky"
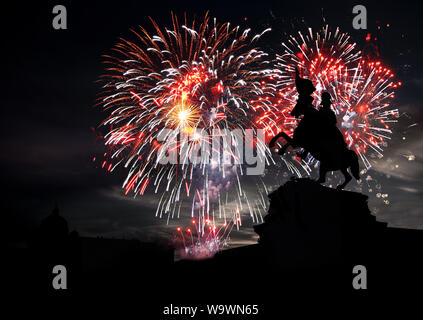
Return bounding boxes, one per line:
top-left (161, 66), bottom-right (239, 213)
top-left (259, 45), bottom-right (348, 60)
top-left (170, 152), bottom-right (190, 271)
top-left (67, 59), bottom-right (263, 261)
top-left (2, 0), bottom-right (423, 248)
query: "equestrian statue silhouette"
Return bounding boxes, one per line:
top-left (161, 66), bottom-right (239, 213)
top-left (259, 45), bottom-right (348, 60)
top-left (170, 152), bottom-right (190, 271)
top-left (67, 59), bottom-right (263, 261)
top-left (269, 69), bottom-right (360, 190)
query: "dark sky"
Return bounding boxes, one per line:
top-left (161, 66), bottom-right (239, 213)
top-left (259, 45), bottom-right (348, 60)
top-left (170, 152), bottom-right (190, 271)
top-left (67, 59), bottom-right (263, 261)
top-left (2, 0), bottom-right (423, 247)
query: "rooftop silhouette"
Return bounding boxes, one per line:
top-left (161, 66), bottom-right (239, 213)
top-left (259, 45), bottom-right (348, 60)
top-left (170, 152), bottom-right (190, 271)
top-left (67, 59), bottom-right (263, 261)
top-left (5, 180), bottom-right (423, 301)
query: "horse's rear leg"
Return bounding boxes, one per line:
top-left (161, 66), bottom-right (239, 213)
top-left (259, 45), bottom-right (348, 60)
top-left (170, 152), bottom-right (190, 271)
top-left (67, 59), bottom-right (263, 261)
top-left (336, 167), bottom-right (352, 190)
top-left (317, 165), bottom-right (328, 184)
top-left (348, 150), bottom-right (360, 180)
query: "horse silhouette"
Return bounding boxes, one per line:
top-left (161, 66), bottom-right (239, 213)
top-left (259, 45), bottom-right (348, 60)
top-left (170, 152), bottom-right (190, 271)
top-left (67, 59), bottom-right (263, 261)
top-left (269, 69), bottom-right (360, 190)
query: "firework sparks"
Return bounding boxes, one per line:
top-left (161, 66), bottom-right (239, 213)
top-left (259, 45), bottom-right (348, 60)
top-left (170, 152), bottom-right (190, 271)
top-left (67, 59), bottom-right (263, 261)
top-left (97, 13), bottom-right (288, 252)
top-left (174, 216), bottom-right (241, 259)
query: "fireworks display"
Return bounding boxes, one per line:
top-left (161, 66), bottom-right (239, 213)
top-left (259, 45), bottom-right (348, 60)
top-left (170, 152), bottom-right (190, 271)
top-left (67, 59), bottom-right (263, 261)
top-left (97, 19), bottom-right (401, 258)
top-left (274, 25), bottom-right (402, 168)
top-left (98, 13), bottom-right (282, 248)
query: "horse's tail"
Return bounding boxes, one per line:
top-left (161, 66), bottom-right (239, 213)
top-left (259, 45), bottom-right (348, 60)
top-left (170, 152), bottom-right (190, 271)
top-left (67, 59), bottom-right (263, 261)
top-left (348, 150), bottom-right (360, 180)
